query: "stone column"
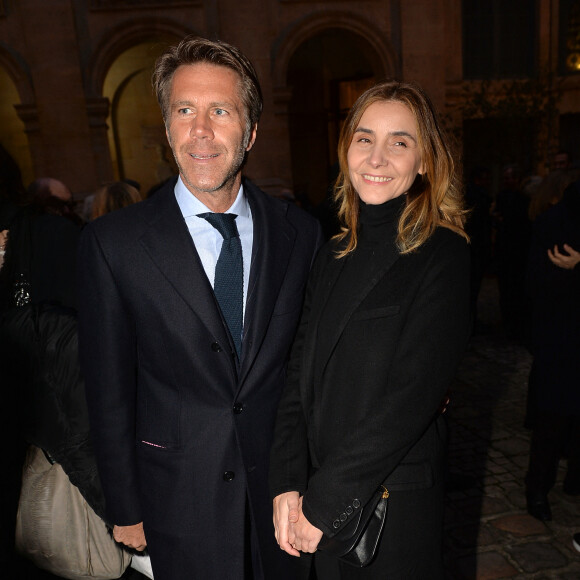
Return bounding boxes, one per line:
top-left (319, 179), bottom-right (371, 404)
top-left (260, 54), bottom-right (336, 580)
top-left (86, 97), bottom-right (114, 192)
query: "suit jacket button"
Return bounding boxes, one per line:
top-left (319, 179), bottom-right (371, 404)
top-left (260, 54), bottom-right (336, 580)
top-left (333, 520), bottom-right (341, 529)
top-left (233, 402), bottom-right (244, 414)
top-left (352, 499), bottom-right (361, 509)
top-left (211, 342), bottom-right (222, 352)
top-left (223, 471), bottom-right (235, 482)
top-left (346, 506), bottom-right (353, 515)
top-left (340, 513), bottom-right (347, 522)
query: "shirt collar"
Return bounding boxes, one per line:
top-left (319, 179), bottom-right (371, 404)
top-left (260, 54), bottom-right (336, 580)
top-left (174, 176), bottom-right (249, 218)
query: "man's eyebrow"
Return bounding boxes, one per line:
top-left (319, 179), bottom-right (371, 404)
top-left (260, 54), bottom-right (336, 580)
top-left (171, 100), bottom-right (239, 110)
top-left (172, 100), bottom-right (194, 108)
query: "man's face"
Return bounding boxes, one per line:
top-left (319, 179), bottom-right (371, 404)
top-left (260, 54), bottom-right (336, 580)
top-left (165, 63), bottom-right (257, 210)
top-left (502, 168), bottom-right (519, 191)
top-left (47, 178), bottom-right (72, 202)
top-left (553, 153), bottom-right (569, 171)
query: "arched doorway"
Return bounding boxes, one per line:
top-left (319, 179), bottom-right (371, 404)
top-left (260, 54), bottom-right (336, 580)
top-left (286, 28), bottom-right (388, 209)
top-left (0, 67), bottom-right (33, 187)
top-left (103, 39), bottom-right (178, 196)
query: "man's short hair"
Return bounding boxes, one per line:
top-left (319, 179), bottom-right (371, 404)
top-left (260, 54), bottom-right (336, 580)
top-left (152, 36), bottom-right (263, 136)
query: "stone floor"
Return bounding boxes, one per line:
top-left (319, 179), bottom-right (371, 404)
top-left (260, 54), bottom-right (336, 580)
top-left (443, 276), bottom-right (580, 579)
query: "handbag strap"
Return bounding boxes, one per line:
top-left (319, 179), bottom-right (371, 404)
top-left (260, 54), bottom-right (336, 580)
top-left (6, 210), bottom-right (33, 307)
top-left (41, 447), bottom-right (56, 465)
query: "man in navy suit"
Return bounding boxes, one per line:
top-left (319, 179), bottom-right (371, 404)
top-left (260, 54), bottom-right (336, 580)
top-left (77, 37), bottom-right (321, 580)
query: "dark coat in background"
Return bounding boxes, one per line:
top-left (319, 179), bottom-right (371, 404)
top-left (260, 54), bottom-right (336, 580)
top-left (0, 303), bottom-right (105, 519)
top-left (0, 210), bottom-right (80, 312)
top-left (77, 178), bottom-right (321, 580)
top-left (493, 187), bottom-right (532, 339)
top-left (527, 180), bottom-right (580, 415)
top-left (0, 209), bottom-right (84, 571)
top-left (270, 224), bottom-right (470, 578)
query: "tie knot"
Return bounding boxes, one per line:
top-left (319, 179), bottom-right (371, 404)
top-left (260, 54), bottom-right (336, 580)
top-left (199, 212), bottom-right (239, 240)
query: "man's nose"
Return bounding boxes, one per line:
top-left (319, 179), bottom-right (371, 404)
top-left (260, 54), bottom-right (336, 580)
top-left (190, 113), bottom-right (213, 139)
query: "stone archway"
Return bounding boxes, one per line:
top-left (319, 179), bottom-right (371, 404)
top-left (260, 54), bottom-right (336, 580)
top-left (103, 42), bottom-right (179, 194)
top-left (271, 14), bottom-right (396, 210)
top-left (0, 47), bottom-right (35, 186)
top-left (87, 20), bottom-right (191, 193)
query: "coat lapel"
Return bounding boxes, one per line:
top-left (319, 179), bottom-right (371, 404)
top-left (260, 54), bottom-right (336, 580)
top-left (238, 180), bottom-right (296, 388)
top-left (310, 240), bottom-right (401, 388)
top-left (138, 186), bottom-right (234, 353)
top-left (299, 248), bottom-right (346, 404)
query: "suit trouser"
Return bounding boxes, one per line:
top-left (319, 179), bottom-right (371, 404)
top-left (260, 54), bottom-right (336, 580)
top-left (526, 411), bottom-right (580, 495)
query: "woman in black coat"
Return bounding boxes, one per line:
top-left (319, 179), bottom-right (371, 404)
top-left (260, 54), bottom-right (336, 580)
top-left (269, 81), bottom-right (471, 579)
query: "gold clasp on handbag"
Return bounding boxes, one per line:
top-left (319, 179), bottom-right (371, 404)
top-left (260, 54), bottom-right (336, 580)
top-left (380, 485), bottom-right (389, 499)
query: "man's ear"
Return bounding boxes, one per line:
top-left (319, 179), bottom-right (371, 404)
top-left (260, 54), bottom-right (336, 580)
top-left (246, 124), bottom-right (258, 152)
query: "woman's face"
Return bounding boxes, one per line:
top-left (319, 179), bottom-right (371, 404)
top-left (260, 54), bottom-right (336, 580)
top-left (347, 100), bottom-right (424, 205)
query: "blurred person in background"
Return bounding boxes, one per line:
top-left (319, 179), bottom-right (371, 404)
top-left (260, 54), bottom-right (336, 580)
top-left (27, 177), bottom-right (84, 226)
top-left (525, 177), bottom-right (580, 522)
top-left (528, 169), bottom-right (580, 223)
top-left (1, 171), bottom-right (145, 578)
top-left (464, 165), bottom-right (492, 330)
top-left (551, 150), bottom-right (570, 172)
top-left (91, 181), bottom-right (142, 221)
top-left (492, 164), bottom-right (531, 341)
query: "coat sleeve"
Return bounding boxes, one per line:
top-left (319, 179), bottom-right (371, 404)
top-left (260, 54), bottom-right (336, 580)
top-left (268, 244), bottom-right (328, 499)
top-left (301, 232), bottom-right (470, 537)
top-left (77, 224), bottom-right (142, 526)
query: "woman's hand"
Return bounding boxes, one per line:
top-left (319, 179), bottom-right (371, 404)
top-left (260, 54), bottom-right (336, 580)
top-left (287, 497), bottom-right (323, 554)
top-left (273, 492), bottom-right (301, 557)
top-left (547, 243), bottom-right (580, 270)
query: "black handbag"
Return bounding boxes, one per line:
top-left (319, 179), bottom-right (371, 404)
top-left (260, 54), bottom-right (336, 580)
top-left (317, 485), bottom-right (389, 567)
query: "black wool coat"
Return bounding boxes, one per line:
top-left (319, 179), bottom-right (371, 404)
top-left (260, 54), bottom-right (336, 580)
top-left (270, 225), bottom-right (470, 574)
top-left (77, 178), bottom-right (321, 580)
top-left (527, 181), bottom-right (580, 415)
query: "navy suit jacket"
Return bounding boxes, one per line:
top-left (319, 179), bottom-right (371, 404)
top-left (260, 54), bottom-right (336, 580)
top-left (78, 178), bottom-right (321, 580)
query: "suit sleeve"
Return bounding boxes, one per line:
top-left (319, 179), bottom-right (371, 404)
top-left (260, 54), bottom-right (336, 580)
top-left (77, 224), bottom-right (142, 526)
top-left (301, 233), bottom-right (470, 537)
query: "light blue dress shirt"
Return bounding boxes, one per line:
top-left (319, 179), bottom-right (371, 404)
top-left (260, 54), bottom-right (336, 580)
top-left (174, 176), bottom-right (253, 321)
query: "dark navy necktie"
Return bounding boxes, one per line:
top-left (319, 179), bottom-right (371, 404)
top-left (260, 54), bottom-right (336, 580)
top-left (199, 212), bottom-right (243, 358)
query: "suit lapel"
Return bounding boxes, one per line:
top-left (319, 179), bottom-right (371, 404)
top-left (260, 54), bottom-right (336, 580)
top-left (138, 186), bottom-right (233, 353)
top-left (238, 180), bottom-right (296, 388)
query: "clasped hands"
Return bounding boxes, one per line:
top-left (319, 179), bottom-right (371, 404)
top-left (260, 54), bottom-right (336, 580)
top-left (273, 491), bottom-right (323, 557)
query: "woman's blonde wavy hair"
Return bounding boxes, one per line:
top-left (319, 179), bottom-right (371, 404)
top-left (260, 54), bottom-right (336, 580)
top-left (333, 80), bottom-right (468, 257)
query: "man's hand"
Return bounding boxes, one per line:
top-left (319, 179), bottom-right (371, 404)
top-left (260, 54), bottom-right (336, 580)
top-left (273, 492), bottom-right (301, 557)
top-left (547, 244), bottom-right (580, 270)
top-left (113, 522), bottom-right (147, 551)
top-left (0, 229), bottom-right (8, 269)
top-left (287, 497), bottom-right (323, 554)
